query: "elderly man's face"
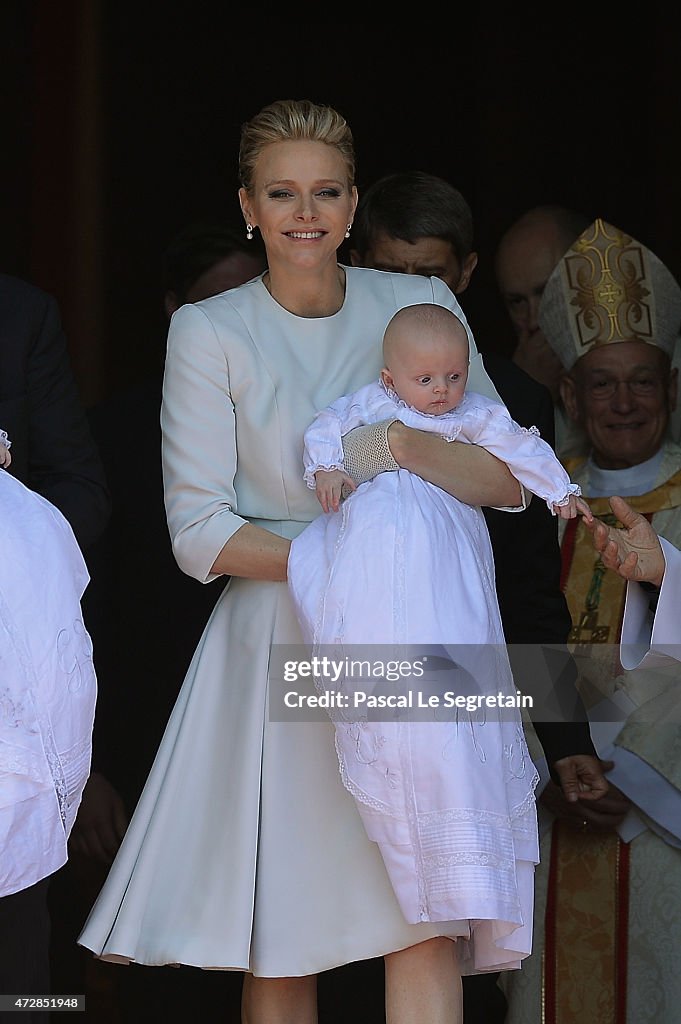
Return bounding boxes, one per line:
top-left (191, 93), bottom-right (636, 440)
top-left (561, 342), bottom-right (677, 468)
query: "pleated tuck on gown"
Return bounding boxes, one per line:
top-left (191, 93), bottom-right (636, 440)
top-left (78, 267), bottom-right (537, 976)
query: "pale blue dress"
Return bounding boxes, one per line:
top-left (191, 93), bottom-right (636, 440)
top-left (78, 267), bottom-right (534, 976)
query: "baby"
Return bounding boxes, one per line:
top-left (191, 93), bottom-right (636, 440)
top-left (287, 303), bottom-right (591, 927)
top-left (312, 302), bottom-right (590, 519)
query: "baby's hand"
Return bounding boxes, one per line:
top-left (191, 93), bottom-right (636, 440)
top-left (315, 469), bottom-right (356, 513)
top-left (552, 494), bottom-right (593, 521)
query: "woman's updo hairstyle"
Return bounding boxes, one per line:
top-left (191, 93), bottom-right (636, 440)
top-left (238, 99), bottom-right (355, 193)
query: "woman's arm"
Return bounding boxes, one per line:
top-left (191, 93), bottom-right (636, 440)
top-left (163, 305), bottom-right (292, 584)
top-left (387, 421), bottom-right (523, 507)
top-left (209, 523), bottom-right (290, 581)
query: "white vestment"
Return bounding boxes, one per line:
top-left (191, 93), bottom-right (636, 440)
top-left (502, 442), bottom-right (681, 1023)
top-left (0, 471), bottom-right (96, 897)
top-left (621, 536), bottom-right (681, 669)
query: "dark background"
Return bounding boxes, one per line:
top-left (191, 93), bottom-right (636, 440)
top-left (3, 2), bottom-right (680, 406)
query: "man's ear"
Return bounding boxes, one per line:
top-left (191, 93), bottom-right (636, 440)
top-left (456, 251), bottom-right (479, 294)
top-left (560, 373), bottom-right (581, 422)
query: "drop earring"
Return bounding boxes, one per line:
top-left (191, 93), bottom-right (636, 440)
top-left (344, 224), bottom-right (352, 239)
top-left (246, 224), bottom-right (254, 241)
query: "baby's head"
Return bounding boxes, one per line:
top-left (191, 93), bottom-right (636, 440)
top-left (380, 303), bottom-right (469, 415)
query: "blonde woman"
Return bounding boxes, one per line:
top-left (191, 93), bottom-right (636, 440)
top-left (79, 99), bottom-right (602, 1023)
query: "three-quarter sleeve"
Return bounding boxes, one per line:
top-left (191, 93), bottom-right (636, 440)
top-left (161, 303), bottom-right (247, 583)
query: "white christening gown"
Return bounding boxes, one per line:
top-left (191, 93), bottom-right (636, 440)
top-left (289, 381), bottom-right (581, 932)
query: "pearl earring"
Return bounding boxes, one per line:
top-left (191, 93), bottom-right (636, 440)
top-left (345, 224), bottom-right (352, 239)
top-left (246, 224), bottom-right (254, 241)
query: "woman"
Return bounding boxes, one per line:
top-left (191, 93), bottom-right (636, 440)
top-left (79, 99), bottom-right (531, 1024)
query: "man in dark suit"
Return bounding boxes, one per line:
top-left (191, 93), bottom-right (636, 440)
top-left (0, 272), bottom-right (110, 549)
top-left (0, 272), bottom-right (109, 1019)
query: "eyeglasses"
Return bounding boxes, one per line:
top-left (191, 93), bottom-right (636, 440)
top-left (584, 375), bottom-right (666, 401)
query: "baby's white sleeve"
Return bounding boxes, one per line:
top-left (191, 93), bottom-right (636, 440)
top-left (302, 406), bottom-right (349, 488)
top-left (302, 386), bottom-right (382, 488)
top-left (464, 400), bottom-right (581, 511)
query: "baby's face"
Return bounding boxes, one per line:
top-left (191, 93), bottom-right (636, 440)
top-left (381, 320), bottom-right (469, 415)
